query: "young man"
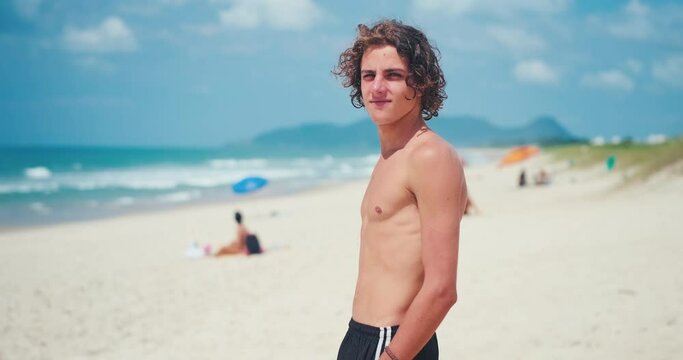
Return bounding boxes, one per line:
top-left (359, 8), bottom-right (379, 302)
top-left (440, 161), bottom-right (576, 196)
top-left (333, 20), bottom-right (467, 360)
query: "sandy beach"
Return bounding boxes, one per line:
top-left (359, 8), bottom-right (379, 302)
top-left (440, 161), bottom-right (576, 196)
top-left (1, 157), bottom-right (682, 359)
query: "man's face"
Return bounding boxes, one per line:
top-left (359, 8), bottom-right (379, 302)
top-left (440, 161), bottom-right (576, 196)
top-left (360, 45), bottom-right (421, 126)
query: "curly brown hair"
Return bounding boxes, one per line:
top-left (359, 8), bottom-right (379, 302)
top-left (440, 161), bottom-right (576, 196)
top-left (332, 19), bottom-right (447, 120)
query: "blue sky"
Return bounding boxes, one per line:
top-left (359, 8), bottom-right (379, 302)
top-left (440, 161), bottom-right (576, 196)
top-left (1, 0), bottom-right (682, 147)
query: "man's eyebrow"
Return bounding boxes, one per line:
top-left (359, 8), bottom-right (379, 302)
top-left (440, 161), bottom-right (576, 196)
top-left (360, 68), bottom-right (407, 74)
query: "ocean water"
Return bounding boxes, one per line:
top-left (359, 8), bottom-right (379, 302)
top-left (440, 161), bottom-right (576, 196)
top-left (0, 146), bottom-right (497, 227)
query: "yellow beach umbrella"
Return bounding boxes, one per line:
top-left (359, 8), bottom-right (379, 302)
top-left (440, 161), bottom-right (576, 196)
top-left (499, 145), bottom-right (541, 166)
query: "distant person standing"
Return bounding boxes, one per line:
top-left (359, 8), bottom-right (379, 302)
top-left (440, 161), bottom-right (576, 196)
top-left (333, 20), bottom-right (467, 360)
top-left (518, 169), bottom-right (527, 188)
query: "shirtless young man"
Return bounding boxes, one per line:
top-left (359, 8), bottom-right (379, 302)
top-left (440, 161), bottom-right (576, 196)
top-left (333, 20), bottom-right (467, 360)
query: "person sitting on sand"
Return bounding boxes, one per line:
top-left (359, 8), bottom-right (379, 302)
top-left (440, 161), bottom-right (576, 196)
top-left (534, 168), bottom-right (550, 186)
top-left (214, 211), bottom-right (249, 256)
top-left (464, 194), bottom-right (480, 215)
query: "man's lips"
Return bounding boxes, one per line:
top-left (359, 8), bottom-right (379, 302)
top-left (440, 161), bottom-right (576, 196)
top-left (370, 100), bottom-right (391, 105)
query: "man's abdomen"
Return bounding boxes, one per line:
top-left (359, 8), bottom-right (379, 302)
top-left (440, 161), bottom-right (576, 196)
top-left (352, 243), bottom-right (424, 326)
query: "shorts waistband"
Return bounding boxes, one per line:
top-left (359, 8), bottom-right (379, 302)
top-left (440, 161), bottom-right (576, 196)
top-left (348, 318), bottom-right (399, 338)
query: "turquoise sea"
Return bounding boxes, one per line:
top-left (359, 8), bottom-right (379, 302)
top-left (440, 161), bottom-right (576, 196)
top-left (0, 146), bottom-right (496, 227)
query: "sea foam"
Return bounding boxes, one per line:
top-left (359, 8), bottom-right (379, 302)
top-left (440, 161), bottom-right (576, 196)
top-left (24, 167), bottom-right (52, 179)
top-left (157, 190), bottom-right (201, 203)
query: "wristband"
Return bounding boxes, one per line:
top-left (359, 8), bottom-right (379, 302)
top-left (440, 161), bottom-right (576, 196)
top-left (384, 345), bottom-right (399, 360)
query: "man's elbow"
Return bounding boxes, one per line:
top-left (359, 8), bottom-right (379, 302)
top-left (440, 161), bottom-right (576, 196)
top-left (445, 287), bottom-right (458, 308)
top-left (449, 288), bottom-right (458, 307)
top-left (432, 283), bottom-right (458, 308)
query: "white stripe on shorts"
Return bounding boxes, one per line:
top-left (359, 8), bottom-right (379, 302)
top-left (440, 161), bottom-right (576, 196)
top-left (374, 326), bottom-right (385, 360)
top-left (385, 326), bottom-right (392, 346)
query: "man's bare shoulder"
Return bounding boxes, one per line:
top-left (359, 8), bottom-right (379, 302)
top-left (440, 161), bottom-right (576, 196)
top-left (404, 129), bottom-right (466, 200)
top-left (407, 130), bottom-right (463, 171)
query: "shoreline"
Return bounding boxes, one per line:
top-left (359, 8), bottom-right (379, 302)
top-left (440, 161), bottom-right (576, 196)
top-left (0, 177), bottom-right (369, 234)
top-left (0, 147), bottom-right (509, 230)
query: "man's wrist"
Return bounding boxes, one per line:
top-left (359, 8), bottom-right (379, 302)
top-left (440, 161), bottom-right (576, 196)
top-left (384, 345), bottom-right (399, 360)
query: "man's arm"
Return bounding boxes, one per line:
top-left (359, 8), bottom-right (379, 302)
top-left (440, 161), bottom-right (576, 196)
top-left (381, 141), bottom-right (467, 360)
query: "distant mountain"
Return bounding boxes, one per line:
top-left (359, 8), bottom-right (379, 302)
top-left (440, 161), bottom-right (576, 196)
top-left (241, 115), bottom-right (579, 153)
top-left (251, 121), bottom-right (377, 151)
top-left (430, 115), bottom-right (578, 146)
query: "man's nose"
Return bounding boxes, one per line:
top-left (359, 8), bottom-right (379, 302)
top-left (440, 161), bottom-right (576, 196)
top-left (371, 76), bottom-right (386, 93)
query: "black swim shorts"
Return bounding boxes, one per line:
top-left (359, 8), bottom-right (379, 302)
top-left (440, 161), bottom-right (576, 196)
top-left (337, 318), bottom-right (438, 360)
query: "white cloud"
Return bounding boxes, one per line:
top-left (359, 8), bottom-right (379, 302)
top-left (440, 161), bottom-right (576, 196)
top-left (589, 0), bottom-right (683, 46)
top-left (624, 59), bottom-right (642, 74)
top-left (416, 0), bottom-right (475, 16)
top-left (581, 69), bottom-right (634, 91)
top-left (211, 0), bottom-right (324, 32)
top-left (513, 60), bottom-right (558, 84)
top-left (414, 0), bottom-right (570, 17)
top-left (652, 55), bottom-right (683, 88)
top-left (13, 0), bottom-right (42, 19)
top-left (487, 26), bottom-right (545, 53)
top-left (625, 0), bottom-right (649, 16)
top-left (63, 17), bottom-right (137, 53)
top-left (605, 0), bottom-right (654, 40)
top-left (607, 19), bottom-right (652, 40)
top-left (120, 0), bottom-right (188, 15)
top-left (219, 3), bottom-right (261, 29)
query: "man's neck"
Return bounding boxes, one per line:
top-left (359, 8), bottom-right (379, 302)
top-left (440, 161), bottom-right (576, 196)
top-left (376, 110), bottom-right (426, 158)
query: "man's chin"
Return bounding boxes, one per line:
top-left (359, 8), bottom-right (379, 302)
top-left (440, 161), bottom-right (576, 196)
top-left (368, 114), bottom-right (395, 126)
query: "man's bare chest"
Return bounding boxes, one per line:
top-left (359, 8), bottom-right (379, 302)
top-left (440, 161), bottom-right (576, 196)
top-left (361, 160), bottom-right (416, 222)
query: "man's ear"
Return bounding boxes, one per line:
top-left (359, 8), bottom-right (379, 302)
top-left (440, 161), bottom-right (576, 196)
top-left (405, 87), bottom-right (421, 101)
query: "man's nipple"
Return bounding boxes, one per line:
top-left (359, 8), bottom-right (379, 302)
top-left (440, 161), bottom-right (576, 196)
top-left (374, 206), bottom-right (383, 215)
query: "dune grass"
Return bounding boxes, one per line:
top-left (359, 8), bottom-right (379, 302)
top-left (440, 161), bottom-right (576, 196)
top-left (544, 137), bottom-right (683, 186)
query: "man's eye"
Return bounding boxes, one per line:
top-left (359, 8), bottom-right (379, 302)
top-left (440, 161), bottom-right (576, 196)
top-left (363, 74), bottom-right (375, 80)
top-left (388, 72), bottom-right (403, 79)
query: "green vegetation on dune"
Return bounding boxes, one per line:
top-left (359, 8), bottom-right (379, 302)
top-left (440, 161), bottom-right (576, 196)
top-left (544, 137), bottom-right (683, 185)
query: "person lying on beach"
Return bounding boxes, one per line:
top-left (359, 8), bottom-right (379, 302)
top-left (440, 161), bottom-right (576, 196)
top-left (214, 211), bottom-right (249, 256)
top-left (333, 20), bottom-right (466, 360)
